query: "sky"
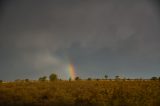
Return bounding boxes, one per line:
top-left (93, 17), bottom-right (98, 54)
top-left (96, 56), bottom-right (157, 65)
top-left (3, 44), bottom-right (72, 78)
top-left (0, 0), bottom-right (160, 81)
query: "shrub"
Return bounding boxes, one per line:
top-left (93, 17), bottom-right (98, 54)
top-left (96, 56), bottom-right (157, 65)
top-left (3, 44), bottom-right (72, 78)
top-left (39, 76), bottom-right (47, 82)
top-left (49, 73), bottom-right (57, 81)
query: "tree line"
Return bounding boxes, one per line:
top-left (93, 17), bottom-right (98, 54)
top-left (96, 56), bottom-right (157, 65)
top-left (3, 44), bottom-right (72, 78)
top-left (0, 73), bottom-right (160, 83)
top-left (37, 74), bottom-right (160, 81)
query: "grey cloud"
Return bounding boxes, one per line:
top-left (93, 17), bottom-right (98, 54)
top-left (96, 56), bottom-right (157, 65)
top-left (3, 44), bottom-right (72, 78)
top-left (0, 0), bottom-right (160, 80)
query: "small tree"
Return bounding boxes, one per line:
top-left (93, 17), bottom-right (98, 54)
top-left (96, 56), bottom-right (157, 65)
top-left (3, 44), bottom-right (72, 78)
top-left (49, 73), bottom-right (57, 81)
top-left (127, 78), bottom-right (130, 81)
top-left (151, 76), bottom-right (158, 80)
top-left (105, 75), bottom-right (108, 80)
top-left (96, 78), bottom-right (100, 81)
top-left (75, 76), bottom-right (80, 80)
top-left (115, 76), bottom-right (120, 80)
top-left (25, 79), bottom-right (29, 82)
top-left (39, 76), bottom-right (47, 81)
top-left (87, 78), bottom-right (92, 80)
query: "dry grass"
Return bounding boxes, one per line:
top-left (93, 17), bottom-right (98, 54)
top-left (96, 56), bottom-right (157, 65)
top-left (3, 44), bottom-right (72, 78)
top-left (0, 80), bottom-right (160, 106)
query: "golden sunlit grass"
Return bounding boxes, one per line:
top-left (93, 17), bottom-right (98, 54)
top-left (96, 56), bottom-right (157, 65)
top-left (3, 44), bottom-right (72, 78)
top-left (0, 80), bottom-right (160, 106)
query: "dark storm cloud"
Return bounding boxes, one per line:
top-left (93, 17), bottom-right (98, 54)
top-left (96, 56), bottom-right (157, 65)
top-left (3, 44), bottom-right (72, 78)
top-left (0, 0), bottom-right (160, 80)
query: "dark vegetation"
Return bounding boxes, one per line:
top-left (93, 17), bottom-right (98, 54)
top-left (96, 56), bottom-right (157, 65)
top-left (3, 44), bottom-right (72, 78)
top-left (0, 74), bottom-right (160, 106)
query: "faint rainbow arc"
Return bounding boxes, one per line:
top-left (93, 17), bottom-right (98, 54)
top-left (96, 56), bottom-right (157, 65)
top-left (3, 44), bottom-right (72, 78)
top-left (69, 63), bottom-right (76, 80)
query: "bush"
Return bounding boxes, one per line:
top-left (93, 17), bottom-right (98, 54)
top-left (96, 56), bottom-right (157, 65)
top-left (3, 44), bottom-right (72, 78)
top-left (39, 76), bottom-right (47, 82)
top-left (49, 73), bottom-right (57, 81)
top-left (75, 77), bottom-right (80, 81)
top-left (151, 77), bottom-right (158, 80)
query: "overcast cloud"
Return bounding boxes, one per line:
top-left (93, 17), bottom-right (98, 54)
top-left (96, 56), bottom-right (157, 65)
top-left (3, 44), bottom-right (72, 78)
top-left (0, 0), bottom-right (160, 80)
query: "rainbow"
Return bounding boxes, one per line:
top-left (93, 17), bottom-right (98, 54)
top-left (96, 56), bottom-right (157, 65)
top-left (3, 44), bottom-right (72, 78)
top-left (69, 63), bottom-right (76, 80)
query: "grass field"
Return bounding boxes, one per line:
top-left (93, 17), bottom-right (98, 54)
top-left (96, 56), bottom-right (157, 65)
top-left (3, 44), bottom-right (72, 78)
top-left (0, 80), bottom-right (160, 106)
